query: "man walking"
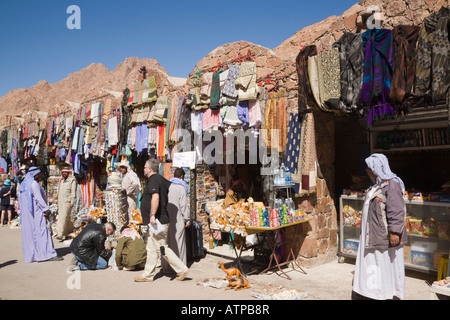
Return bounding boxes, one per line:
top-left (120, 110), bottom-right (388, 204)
top-left (56, 167), bottom-right (76, 241)
top-left (134, 159), bottom-right (189, 282)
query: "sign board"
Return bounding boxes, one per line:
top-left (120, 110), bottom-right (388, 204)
top-left (172, 151), bottom-right (196, 169)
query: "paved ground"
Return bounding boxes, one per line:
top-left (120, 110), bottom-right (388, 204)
top-left (0, 225), bottom-right (440, 301)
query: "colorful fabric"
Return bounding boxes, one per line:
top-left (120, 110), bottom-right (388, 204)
top-left (236, 61), bottom-right (257, 101)
top-left (300, 112), bottom-right (317, 192)
top-left (317, 47), bottom-right (341, 111)
top-left (296, 45), bottom-right (317, 116)
top-left (148, 75), bottom-right (158, 103)
top-left (210, 72), bottom-right (221, 109)
top-left (432, 17), bottom-right (450, 104)
top-left (248, 99), bottom-right (262, 128)
top-left (237, 100), bottom-right (249, 128)
top-left (285, 113), bottom-right (302, 194)
top-left (332, 32), bottom-right (364, 113)
top-left (127, 82), bottom-right (135, 106)
top-left (202, 107), bottom-right (220, 132)
top-left (222, 64), bottom-right (240, 99)
top-left (389, 25), bottom-right (420, 109)
top-left (415, 6), bottom-right (450, 100)
top-left (361, 28), bottom-right (395, 127)
top-left (200, 72), bottom-right (213, 106)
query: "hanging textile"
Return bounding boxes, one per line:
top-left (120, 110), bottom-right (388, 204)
top-left (127, 83), bottom-right (135, 106)
top-left (200, 72), bottom-right (213, 107)
top-left (300, 112), bottom-right (317, 192)
top-left (248, 98), bottom-right (262, 129)
top-left (361, 28), bottom-right (395, 127)
top-left (147, 75), bottom-right (158, 103)
top-left (317, 47), bottom-right (341, 111)
top-left (222, 64), bottom-right (240, 100)
top-left (157, 124), bottom-right (165, 160)
top-left (296, 45), bottom-right (317, 116)
top-left (236, 61), bottom-right (258, 101)
top-left (237, 100), bottom-right (249, 129)
top-left (431, 16), bottom-right (450, 104)
top-left (153, 96), bottom-right (169, 122)
top-left (132, 80), bottom-right (141, 105)
top-left (262, 89), bottom-right (287, 154)
top-left (141, 78), bottom-right (150, 103)
top-left (107, 117), bottom-right (118, 147)
top-left (389, 25), bottom-right (420, 112)
top-left (202, 107), bottom-right (220, 132)
top-left (415, 6), bottom-right (450, 102)
top-left (285, 113), bottom-right (301, 194)
top-left (210, 72), bottom-right (221, 109)
top-left (307, 54), bottom-right (325, 110)
top-left (332, 32), bottom-right (364, 113)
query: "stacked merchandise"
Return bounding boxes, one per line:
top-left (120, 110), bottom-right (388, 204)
top-left (46, 165), bottom-right (61, 204)
top-left (195, 165), bottom-right (217, 214)
top-left (103, 188), bottom-right (128, 241)
top-left (342, 205), bottom-right (362, 227)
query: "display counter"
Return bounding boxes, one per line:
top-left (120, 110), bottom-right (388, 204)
top-left (339, 195), bottom-right (450, 274)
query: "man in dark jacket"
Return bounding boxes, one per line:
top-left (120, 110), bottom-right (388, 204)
top-left (68, 222), bottom-right (116, 271)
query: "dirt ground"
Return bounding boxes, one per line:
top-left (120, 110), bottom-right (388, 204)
top-left (0, 224), bottom-right (440, 303)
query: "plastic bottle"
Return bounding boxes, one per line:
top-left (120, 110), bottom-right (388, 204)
top-left (209, 234), bottom-right (214, 249)
top-left (285, 166), bottom-right (292, 185)
top-left (258, 207), bottom-right (263, 227)
top-left (279, 163), bottom-right (286, 185)
top-left (274, 167), bottom-right (280, 185)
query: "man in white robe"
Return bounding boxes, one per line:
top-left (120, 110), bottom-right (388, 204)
top-left (119, 160), bottom-right (140, 216)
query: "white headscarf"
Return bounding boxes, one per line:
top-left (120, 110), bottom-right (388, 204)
top-left (19, 166), bottom-right (41, 213)
top-left (365, 153), bottom-right (405, 193)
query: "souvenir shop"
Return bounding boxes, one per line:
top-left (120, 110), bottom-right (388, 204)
top-left (325, 7), bottom-right (450, 281)
top-left (1, 6), bottom-right (448, 276)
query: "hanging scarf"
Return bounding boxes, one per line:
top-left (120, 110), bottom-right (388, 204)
top-left (389, 25), bottom-right (420, 111)
top-left (361, 28), bottom-right (395, 127)
top-left (332, 32), bottom-right (364, 113)
top-left (210, 72), bottom-right (221, 109)
top-left (296, 45), bottom-right (317, 116)
top-left (415, 6), bottom-right (450, 100)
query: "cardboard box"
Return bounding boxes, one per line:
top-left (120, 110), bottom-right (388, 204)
top-left (404, 245), bottom-right (411, 263)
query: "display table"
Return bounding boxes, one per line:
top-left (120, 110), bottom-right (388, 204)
top-left (247, 219), bottom-right (310, 280)
top-left (429, 285), bottom-right (450, 300)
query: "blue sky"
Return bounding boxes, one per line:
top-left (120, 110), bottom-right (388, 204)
top-left (0, 1), bottom-right (354, 97)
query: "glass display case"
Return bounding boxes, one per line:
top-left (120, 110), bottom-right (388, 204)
top-left (339, 195), bottom-right (450, 274)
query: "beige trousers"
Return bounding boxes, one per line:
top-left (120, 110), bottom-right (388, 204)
top-left (141, 223), bottom-right (188, 280)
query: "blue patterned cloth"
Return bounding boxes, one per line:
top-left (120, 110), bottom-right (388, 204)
top-left (285, 113), bottom-right (302, 194)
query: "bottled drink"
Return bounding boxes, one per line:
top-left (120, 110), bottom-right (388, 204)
top-left (274, 167), bottom-right (280, 185)
top-left (279, 163), bottom-right (286, 185)
top-left (285, 166), bottom-right (292, 185)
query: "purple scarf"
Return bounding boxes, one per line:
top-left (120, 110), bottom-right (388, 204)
top-left (361, 29), bottom-right (395, 127)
